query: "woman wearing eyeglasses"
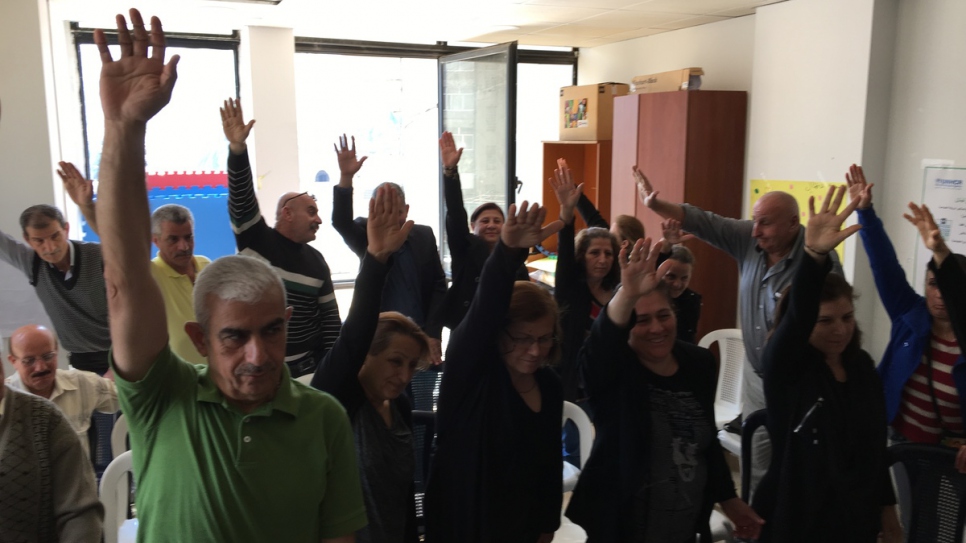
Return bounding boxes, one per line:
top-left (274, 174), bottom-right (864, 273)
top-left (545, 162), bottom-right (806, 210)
top-left (425, 202), bottom-right (564, 543)
top-left (566, 237), bottom-right (763, 543)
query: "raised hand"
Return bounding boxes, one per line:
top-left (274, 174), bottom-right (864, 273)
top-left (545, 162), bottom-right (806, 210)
top-left (57, 161), bottom-right (94, 207)
top-left (904, 202), bottom-right (950, 263)
top-left (335, 134), bottom-right (368, 181)
top-left (439, 131), bottom-right (463, 169)
top-left (95, 9), bottom-right (179, 124)
top-left (617, 237), bottom-right (667, 300)
top-left (845, 164), bottom-right (874, 210)
top-left (633, 165), bottom-right (659, 208)
top-left (367, 184), bottom-right (414, 263)
top-left (661, 219), bottom-right (695, 245)
top-left (804, 185), bottom-right (862, 257)
top-left (549, 158), bottom-right (583, 223)
top-left (220, 97), bottom-right (255, 153)
top-left (501, 201), bottom-right (564, 250)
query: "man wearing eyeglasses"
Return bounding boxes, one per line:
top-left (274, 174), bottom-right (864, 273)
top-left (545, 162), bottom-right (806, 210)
top-left (221, 98), bottom-right (343, 378)
top-left (5, 324), bottom-right (118, 458)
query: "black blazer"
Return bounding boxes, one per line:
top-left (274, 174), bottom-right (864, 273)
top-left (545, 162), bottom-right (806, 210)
top-left (332, 185), bottom-right (447, 339)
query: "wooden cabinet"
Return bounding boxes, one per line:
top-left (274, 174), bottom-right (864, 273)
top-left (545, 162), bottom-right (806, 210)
top-left (611, 91), bottom-right (748, 341)
top-left (540, 140), bottom-right (612, 252)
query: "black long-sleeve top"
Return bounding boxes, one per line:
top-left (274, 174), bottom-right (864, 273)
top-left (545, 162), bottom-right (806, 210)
top-left (753, 255), bottom-right (894, 543)
top-left (310, 254), bottom-right (419, 543)
top-left (440, 168), bottom-right (528, 329)
top-left (425, 240), bottom-right (562, 542)
top-left (566, 302), bottom-right (736, 541)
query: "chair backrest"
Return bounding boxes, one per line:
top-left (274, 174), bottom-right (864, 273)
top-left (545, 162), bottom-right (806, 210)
top-left (110, 414), bottom-right (129, 459)
top-left (409, 366), bottom-right (442, 412)
top-left (889, 443), bottom-right (966, 543)
top-left (699, 329), bottom-right (746, 422)
top-left (411, 410), bottom-right (437, 536)
top-left (295, 373), bottom-right (314, 386)
top-left (740, 409), bottom-right (768, 503)
top-left (100, 450), bottom-right (134, 543)
top-left (562, 401), bottom-right (594, 470)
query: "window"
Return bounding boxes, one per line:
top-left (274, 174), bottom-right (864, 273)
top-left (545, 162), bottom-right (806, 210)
top-left (74, 32), bottom-right (239, 260)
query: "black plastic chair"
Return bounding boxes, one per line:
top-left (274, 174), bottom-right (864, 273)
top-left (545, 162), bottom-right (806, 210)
top-left (739, 408), bottom-right (768, 503)
top-left (889, 442), bottom-right (966, 543)
top-left (411, 409), bottom-right (437, 536)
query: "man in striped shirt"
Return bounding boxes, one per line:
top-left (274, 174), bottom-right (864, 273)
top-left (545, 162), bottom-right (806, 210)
top-left (221, 98), bottom-right (342, 377)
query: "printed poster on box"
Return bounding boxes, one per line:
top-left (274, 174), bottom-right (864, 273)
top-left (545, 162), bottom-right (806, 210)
top-left (914, 167), bottom-right (966, 288)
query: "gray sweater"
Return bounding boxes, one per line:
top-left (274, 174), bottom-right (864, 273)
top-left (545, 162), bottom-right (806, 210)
top-left (0, 233), bottom-right (110, 354)
top-left (0, 386), bottom-right (103, 542)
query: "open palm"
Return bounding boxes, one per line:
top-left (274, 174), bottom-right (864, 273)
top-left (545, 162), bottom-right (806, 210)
top-left (501, 202), bottom-right (563, 249)
top-left (96, 11), bottom-right (178, 123)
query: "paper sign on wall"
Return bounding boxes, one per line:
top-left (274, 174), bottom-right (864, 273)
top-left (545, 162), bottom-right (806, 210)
top-left (915, 167), bottom-right (966, 287)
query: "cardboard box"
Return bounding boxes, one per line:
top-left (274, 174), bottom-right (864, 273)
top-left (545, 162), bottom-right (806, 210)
top-left (631, 68), bottom-right (704, 94)
top-left (560, 83), bottom-right (630, 141)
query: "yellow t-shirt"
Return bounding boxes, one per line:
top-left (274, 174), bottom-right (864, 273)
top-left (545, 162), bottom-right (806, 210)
top-left (150, 255), bottom-right (211, 365)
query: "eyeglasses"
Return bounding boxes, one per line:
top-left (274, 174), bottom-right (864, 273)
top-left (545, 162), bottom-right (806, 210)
top-left (280, 192), bottom-right (315, 208)
top-left (504, 332), bottom-right (555, 349)
top-left (14, 351), bottom-right (57, 367)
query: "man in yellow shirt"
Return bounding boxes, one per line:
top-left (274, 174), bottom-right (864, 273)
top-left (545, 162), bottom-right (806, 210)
top-left (149, 204), bottom-right (210, 364)
top-left (60, 167), bottom-right (210, 365)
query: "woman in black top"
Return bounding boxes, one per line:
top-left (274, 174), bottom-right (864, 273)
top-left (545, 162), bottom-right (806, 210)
top-left (311, 186), bottom-right (430, 543)
top-left (752, 186), bottom-right (902, 543)
top-left (566, 237), bottom-right (762, 542)
top-left (549, 160), bottom-right (621, 404)
top-left (438, 131), bottom-right (529, 329)
top-left (425, 202), bottom-right (564, 543)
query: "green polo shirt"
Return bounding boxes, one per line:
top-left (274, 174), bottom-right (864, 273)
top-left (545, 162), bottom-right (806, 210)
top-left (112, 346), bottom-right (367, 542)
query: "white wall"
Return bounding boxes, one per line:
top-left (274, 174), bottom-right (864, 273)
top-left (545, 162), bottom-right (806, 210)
top-left (0, 0), bottom-right (60, 355)
top-left (576, 15), bottom-right (756, 93)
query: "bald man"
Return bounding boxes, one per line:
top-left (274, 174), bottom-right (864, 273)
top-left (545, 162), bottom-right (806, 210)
top-left (221, 98), bottom-right (342, 378)
top-left (5, 324), bottom-right (118, 458)
top-left (637, 169), bottom-right (841, 490)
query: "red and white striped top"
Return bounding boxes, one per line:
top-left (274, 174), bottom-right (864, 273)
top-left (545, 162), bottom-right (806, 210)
top-left (893, 335), bottom-right (963, 444)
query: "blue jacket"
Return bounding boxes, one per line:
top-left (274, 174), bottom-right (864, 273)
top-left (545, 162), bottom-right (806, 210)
top-left (857, 207), bottom-right (966, 424)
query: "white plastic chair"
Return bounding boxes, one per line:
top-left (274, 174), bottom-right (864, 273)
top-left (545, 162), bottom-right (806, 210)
top-left (561, 401), bottom-right (594, 492)
top-left (296, 373), bottom-right (314, 386)
top-left (110, 414), bottom-right (129, 459)
top-left (99, 450), bottom-right (138, 543)
top-left (699, 328), bottom-right (746, 431)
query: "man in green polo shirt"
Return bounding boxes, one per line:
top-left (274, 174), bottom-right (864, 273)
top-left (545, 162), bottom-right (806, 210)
top-left (93, 9), bottom-right (366, 542)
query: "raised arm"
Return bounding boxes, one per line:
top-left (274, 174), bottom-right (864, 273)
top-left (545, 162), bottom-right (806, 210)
top-left (440, 131), bottom-right (472, 257)
top-left (549, 158), bottom-right (583, 225)
top-left (58, 161), bottom-right (98, 234)
top-left (906, 202), bottom-right (966, 344)
top-left (220, 97), bottom-right (265, 239)
top-left (549, 159), bottom-right (583, 296)
top-left (444, 203), bottom-right (563, 385)
top-left (311, 186), bottom-right (413, 402)
top-left (97, 8), bottom-right (179, 381)
top-left (763, 186), bottom-right (861, 391)
top-left (332, 134), bottom-right (369, 257)
top-left (848, 165), bottom-right (922, 320)
top-left (635, 165), bottom-right (685, 222)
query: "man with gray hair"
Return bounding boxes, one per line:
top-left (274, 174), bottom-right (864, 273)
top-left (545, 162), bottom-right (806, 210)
top-left (59, 166), bottom-right (211, 364)
top-left (149, 204), bottom-right (210, 364)
top-left (95, 10), bottom-right (365, 541)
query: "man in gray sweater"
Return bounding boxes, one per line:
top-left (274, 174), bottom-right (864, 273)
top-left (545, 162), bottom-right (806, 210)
top-left (0, 204), bottom-right (110, 375)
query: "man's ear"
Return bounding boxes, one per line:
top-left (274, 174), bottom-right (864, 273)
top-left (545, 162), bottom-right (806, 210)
top-left (63, 222), bottom-right (70, 237)
top-left (184, 322), bottom-right (209, 358)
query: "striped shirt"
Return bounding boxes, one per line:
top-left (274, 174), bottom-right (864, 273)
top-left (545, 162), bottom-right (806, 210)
top-left (893, 335), bottom-right (963, 443)
top-left (227, 149), bottom-right (342, 374)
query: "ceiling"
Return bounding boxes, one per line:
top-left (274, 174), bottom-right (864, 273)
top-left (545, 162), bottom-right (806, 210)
top-left (51, 0), bottom-right (786, 49)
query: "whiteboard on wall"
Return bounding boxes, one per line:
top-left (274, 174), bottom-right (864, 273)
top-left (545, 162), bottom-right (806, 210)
top-left (915, 167), bottom-right (966, 287)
